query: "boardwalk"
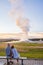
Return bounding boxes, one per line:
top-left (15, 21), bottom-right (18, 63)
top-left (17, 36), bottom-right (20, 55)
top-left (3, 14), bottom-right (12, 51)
top-left (0, 56), bottom-right (43, 65)
top-left (0, 59), bottom-right (43, 65)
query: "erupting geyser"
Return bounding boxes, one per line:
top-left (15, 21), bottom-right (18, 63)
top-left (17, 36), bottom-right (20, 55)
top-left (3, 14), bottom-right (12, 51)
top-left (16, 17), bottom-right (29, 41)
top-left (8, 0), bottom-right (30, 41)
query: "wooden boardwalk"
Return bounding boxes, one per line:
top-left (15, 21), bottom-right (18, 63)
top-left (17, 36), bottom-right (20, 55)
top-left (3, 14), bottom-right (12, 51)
top-left (0, 56), bottom-right (43, 65)
top-left (3, 59), bottom-right (43, 65)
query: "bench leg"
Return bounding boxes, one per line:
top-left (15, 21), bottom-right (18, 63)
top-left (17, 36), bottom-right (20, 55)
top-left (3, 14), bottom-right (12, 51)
top-left (21, 59), bottom-right (23, 65)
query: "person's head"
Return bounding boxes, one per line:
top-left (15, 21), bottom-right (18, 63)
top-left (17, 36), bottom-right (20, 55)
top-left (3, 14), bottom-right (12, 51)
top-left (7, 43), bottom-right (10, 47)
top-left (11, 45), bottom-right (14, 49)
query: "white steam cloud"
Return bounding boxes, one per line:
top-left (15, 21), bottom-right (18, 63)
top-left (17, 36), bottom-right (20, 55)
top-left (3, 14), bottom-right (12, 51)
top-left (8, 0), bottom-right (29, 40)
top-left (8, 0), bottom-right (24, 19)
top-left (16, 17), bottom-right (29, 33)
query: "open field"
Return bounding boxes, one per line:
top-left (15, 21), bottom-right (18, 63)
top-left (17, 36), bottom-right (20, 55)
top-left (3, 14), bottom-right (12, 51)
top-left (0, 42), bottom-right (43, 58)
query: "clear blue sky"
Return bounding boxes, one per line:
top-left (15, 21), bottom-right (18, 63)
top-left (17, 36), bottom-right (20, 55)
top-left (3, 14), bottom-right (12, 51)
top-left (0, 0), bottom-right (43, 33)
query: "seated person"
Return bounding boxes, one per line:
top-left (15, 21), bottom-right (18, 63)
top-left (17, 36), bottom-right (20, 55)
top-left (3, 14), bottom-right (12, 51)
top-left (6, 43), bottom-right (11, 58)
top-left (11, 45), bottom-right (20, 62)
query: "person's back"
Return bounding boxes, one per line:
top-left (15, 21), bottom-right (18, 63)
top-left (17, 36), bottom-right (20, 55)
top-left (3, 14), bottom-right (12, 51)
top-left (11, 46), bottom-right (19, 58)
top-left (12, 48), bottom-right (19, 58)
top-left (11, 45), bottom-right (20, 62)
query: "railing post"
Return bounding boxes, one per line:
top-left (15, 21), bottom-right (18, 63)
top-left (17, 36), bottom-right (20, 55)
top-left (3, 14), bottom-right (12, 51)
top-left (21, 59), bottom-right (23, 65)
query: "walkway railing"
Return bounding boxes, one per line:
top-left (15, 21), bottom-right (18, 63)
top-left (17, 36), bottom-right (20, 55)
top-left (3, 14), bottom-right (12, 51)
top-left (0, 57), bottom-right (43, 65)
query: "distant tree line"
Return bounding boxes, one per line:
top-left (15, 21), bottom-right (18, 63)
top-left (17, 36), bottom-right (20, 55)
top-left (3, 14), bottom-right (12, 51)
top-left (29, 38), bottom-right (43, 41)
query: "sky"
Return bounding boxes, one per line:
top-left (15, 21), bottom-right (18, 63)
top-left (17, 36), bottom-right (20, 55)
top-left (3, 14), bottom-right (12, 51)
top-left (0, 0), bottom-right (43, 33)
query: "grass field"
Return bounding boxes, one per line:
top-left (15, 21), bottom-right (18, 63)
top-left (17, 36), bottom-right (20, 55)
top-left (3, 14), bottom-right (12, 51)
top-left (0, 42), bottom-right (43, 58)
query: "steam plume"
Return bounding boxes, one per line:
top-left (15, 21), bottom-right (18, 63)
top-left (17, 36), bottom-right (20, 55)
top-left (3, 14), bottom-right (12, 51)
top-left (8, 0), bottom-right (24, 18)
top-left (8, 0), bottom-right (29, 40)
